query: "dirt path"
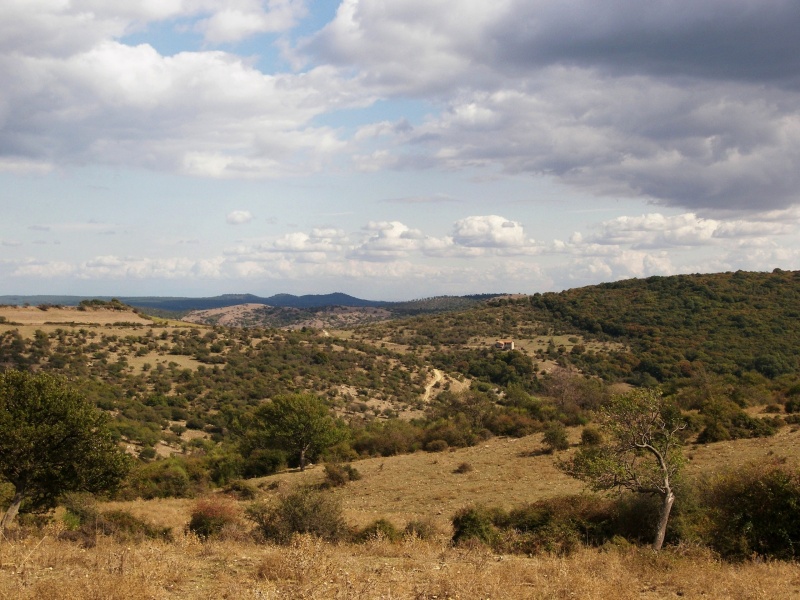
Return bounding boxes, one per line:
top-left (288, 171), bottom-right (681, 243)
top-left (422, 368), bottom-right (444, 402)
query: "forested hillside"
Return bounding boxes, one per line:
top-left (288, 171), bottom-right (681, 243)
top-left (360, 269), bottom-right (799, 388)
top-left (529, 269), bottom-right (799, 383)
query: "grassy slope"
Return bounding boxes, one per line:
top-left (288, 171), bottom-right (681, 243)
top-left (4, 427), bottom-right (800, 599)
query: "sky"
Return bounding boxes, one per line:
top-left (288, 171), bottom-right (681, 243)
top-left (1, 0), bottom-right (799, 301)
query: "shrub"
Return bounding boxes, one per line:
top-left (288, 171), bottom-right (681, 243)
top-left (356, 518), bottom-right (401, 543)
top-left (243, 448), bottom-right (287, 478)
top-left (138, 446), bottom-right (157, 461)
top-left (60, 492), bottom-right (99, 526)
top-left (451, 505), bottom-right (501, 546)
top-left (59, 509), bottom-right (171, 547)
top-left (542, 422), bottom-right (570, 452)
top-left (246, 487), bottom-right (348, 544)
top-left (223, 479), bottom-right (259, 500)
top-left (188, 497), bottom-right (241, 540)
top-left (404, 518), bottom-right (439, 541)
top-left (699, 462), bottom-right (800, 560)
top-left (425, 439), bottom-right (449, 453)
top-left (118, 456), bottom-right (209, 499)
top-left (580, 426), bottom-right (603, 446)
top-left (100, 510), bottom-right (172, 542)
top-left (322, 463), bottom-right (362, 488)
top-left (452, 494), bottom-right (653, 556)
top-left (785, 397), bottom-right (800, 414)
top-left (697, 399), bottom-right (777, 443)
top-left (453, 462), bottom-right (473, 474)
top-left (502, 495), bottom-right (618, 554)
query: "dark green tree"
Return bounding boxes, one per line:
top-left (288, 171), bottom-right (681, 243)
top-left (0, 371), bottom-right (131, 531)
top-left (559, 388), bottom-right (685, 550)
top-left (252, 393), bottom-right (345, 471)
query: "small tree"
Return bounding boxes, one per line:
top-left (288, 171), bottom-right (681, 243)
top-left (0, 371), bottom-right (131, 531)
top-left (252, 394), bottom-right (345, 471)
top-left (542, 422), bottom-right (570, 453)
top-left (559, 388), bottom-right (684, 550)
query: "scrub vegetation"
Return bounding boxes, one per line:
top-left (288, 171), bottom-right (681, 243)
top-left (1, 269), bottom-right (800, 597)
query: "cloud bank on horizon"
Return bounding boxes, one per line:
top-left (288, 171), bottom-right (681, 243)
top-left (1, 0), bottom-right (798, 299)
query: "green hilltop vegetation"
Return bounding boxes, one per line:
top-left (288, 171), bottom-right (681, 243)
top-left (364, 268), bottom-right (799, 384)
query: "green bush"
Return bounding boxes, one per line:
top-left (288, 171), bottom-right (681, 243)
top-left (59, 509), bottom-right (171, 547)
top-left (243, 448), bottom-right (287, 478)
top-left (99, 510), bottom-right (172, 542)
top-left (60, 492), bottom-right (99, 526)
top-left (697, 399), bottom-right (777, 443)
top-left (245, 487), bottom-right (348, 544)
top-left (322, 463), bottom-right (362, 488)
top-left (355, 518), bottom-right (401, 543)
top-left (542, 422), bottom-right (570, 452)
top-left (580, 426), bottom-right (603, 446)
top-left (451, 505), bottom-right (501, 546)
top-left (699, 462), bottom-right (800, 560)
top-left (118, 456), bottom-right (209, 499)
top-left (425, 439), bottom-right (449, 452)
top-left (452, 494), bottom-right (659, 555)
top-left (785, 397), bottom-right (800, 413)
top-left (223, 479), bottom-right (259, 500)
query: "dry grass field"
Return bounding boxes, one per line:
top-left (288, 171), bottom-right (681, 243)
top-left (3, 427), bottom-right (800, 599)
top-left (0, 306), bottom-right (153, 327)
top-left (2, 529), bottom-right (799, 600)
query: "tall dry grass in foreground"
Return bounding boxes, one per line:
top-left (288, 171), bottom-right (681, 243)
top-left (1, 525), bottom-right (799, 600)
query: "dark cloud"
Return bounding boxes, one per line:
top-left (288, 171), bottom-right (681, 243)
top-left (490, 1), bottom-right (800, 87)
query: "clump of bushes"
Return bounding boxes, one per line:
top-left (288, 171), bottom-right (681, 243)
top-left (117, 456), bottom-right (209, 499)
top-left (696, 399), bottom-right (778, 443)
top-left (453, 462), bottom-right (473, 474)
top-left (424, 439), bottom-right (449, 452)
top-left (223, 479), bottom-right (259, 500)
top-left (451, 505), bottom-right (503, 547)
top-left (694, 461), bottom-right (800, 560)
top-left (355, 518), bottom-right (401, 543)
top-left (59, 496), bottom-right (171, 547)
top-left (580, 426), bottom-right (603, 446)
top-left (322, 463), bottom-right (362, 488)
top-left (542, 422), bottom-right (570, 453)
top-left (246, 487), bottom-right (348, 544)
top-left (450, 462), bottom-right (800, 562)
top-left (452, 495), bottom-right (654, 556)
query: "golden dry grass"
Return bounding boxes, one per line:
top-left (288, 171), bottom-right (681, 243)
top-left (0, 306), bottom-right (152, 327)
top-left (4, 428), bottom-right (800, 598)
top-left (1, 528), bottom-right (799, 599)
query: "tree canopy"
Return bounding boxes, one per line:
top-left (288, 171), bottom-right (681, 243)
top-left (251, 393), bottom-right (345, 471)
top-left (0, 370), bottom-right (131, 531)
top-left (559, 388), bottom-right (685, 550)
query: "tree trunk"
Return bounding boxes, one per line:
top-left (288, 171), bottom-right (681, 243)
top-left (652, 489), bottom-right (675, 550)
top-left (0, 490), bottom-right (25, 534)
top-left (299, 447), bottom-right (307, 471)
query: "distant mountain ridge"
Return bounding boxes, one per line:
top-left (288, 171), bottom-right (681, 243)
top-left (0, 292), bottom-right (490, 313)
top-left (0, 292), bottom-right (390, 311)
